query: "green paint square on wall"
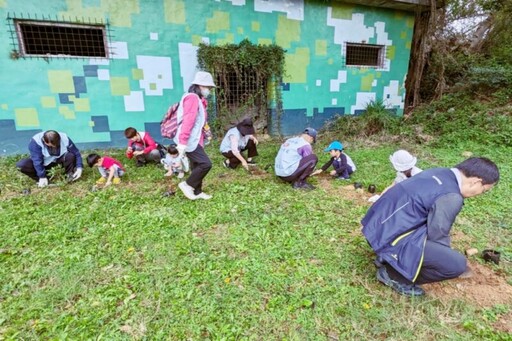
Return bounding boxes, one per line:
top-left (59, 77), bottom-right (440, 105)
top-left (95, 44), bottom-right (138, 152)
top-left (15, 108), bottom-right (39, 127)
top-left (132, 69), bottom-right (144, 80)
top-left (150, 83), bottom-right (157, 90)
top-left (59, 106), bottom-right (76, 120)
top-left (315, 40), bottom-right (327, 56)
top-left (192, 35), bottom-right (203, 46)
top-left (1, 104), bottom-right (9, 110)
top-left (41, 96), bottom-right (56, 108)
top-left (110, 77), bottom-right (131, 96)
top-left (48, 70), bottom-right (75, 94)
top-left (74, 98), bottom-right (91, 112)
top-left (258, 38), bottom-right (272, 45)
top-left (251, 21), bottom-right (260, 32)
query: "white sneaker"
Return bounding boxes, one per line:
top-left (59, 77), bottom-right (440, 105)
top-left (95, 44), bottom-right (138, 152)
top-left (196, 192), bottom-right (212, 200)
top-left (177, 172), bottom-right (185, 179)
top-left (178, 182), bottom-right (197, 200)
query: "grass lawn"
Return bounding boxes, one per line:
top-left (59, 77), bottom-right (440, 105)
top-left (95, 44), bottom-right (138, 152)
top-left (0, 138), bottom-right (511, 339)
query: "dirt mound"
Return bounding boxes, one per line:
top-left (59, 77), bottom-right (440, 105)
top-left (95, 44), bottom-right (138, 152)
top-left (315, 175), bottom-right (374, 205)
top-left (423, 260), bottom-right (512, 308)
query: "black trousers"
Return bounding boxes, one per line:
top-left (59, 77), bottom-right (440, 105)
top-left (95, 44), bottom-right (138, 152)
top-left (16, 153), bottom-right (77, 181)
top-left (279, 154), bottom-right (318, 184)
top-left (222, 139), bottom-right (258, 169)
top-left (385, 240), bottom-right (467, 285)
top-left (185, 145), bottom-right (212, 195)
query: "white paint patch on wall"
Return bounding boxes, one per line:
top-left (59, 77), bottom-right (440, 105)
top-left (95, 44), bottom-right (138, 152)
top-left (383, 80), bottom-right (404, 109)
top-left (254, 0), bottom-right (304, 20)
top-left (327, 9), bottom-right (374, 49)
top-left (136, 56), bottom-right (173, 96)
top-left (329, 70), bottom-right (347, 92)
top-left (226, 0), bottom-right (246, 5)
top-left (351, 92), bottom-right (376, 114)
top-left (110, 41), bottom-right (129, 59)
top-left (150, 32), bottom-right (159, 41)
top-left (89, 59), bottom-right (109, 65)
top-left (97, 69), bottom-right (110, 81)
top-left (178, 42), bottom-right (199, 93)
top-left (124, 91), bottom-right (145, 111)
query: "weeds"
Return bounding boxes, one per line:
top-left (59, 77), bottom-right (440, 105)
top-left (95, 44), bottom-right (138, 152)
top-left (0, 138), bottom-right (510, 339)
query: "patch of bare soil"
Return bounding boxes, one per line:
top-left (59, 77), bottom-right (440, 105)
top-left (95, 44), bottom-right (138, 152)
top-left (423, 260), bottom-right (512, 308)
top-left (315, 175), bottom-right (374, 206)
top-left (492, 312), bottom-right (512, 334)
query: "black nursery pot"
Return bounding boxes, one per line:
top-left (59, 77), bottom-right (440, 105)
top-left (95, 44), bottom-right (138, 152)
top-left (353, 182), bottom-right (363, 189)
top-left (482, 249), bottom-right (500, 265)
top-left (368, 184), bottom-right (376, 194)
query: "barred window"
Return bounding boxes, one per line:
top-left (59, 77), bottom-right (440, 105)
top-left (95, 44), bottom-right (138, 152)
top-left (344, 42), bottom-right (385, 68)
top-left (15, 20), bottom-right (107, 58)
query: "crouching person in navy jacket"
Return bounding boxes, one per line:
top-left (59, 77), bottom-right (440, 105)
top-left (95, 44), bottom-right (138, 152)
top-left (362, 157), bottom-right (499, 297)
top-left (16, 130), bottom-right (84, 188)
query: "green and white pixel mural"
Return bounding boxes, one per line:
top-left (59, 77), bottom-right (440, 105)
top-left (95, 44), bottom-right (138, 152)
top-left (0, 0), bottom-right (414, 155)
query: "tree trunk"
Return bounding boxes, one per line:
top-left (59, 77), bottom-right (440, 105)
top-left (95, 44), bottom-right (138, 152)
top-left (404, 1), bottom-right (438, 116)
top-left (469, 15), bottom-right (494, 52)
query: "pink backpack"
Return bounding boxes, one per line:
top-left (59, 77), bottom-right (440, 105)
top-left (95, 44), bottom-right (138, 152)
top-left (160, 102), bottom-right (180, 139)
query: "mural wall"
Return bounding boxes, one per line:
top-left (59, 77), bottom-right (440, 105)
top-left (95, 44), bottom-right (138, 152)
top-left (0, 0), bottom-right (415, 155)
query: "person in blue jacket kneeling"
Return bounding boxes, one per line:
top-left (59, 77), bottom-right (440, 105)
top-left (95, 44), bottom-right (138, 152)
top-left (362, 157), bottom-right (499, 297)
top-left (16, 130), bottom-right (84, 188)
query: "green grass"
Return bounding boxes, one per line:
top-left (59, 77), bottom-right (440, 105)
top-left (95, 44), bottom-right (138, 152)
top-left (0, 140), bottom-right (511, 339)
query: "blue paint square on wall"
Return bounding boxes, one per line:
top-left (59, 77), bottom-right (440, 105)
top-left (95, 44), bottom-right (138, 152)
top-left (91, 116), bottom-right (110, 133)
top-left (74, 76), bottom-right (87, 94)
top-left (83, 65), bottom-right (98, 77)
top-left (281, 82), bottom-right (290, 91)
top-left (59, 93), bottom-right (74, 104)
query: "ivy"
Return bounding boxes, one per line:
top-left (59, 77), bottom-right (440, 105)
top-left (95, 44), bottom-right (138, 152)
top-left (197, 39), bottom-right (285, 135)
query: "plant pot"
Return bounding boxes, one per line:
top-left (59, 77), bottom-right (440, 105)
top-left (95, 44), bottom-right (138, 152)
top-left (353, 182), bottom-right (363, 189)
top-left (368, 184), bottom-right (376, 194)
top-left (482, 249), bottom-right (500, 265)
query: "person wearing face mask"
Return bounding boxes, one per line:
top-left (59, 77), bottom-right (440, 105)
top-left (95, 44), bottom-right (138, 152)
top-left (219, 117), bottom-right (259, 171)
top-left (16, 130), bottom-right (84, 187)
top-left (175, 71), bottom-right (215, 200)
top-left (362, 157), bottom-right (499, 297)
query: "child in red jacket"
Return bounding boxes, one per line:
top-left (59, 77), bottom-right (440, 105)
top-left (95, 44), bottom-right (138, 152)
top-left (124, 127), bottom-right (162, 167)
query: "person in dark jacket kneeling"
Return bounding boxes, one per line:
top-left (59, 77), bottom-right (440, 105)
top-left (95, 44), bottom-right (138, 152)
top-left (362, 157), bottom-right (499, 297)
top-left (16, 130), bottom-right (83, 188)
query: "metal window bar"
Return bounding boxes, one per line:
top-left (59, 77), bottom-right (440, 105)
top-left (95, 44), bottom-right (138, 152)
top-left (344, 42), bottom-right (385, 68)
top-left (6, 13), bottom-right (111, 60)
top-left (214, 65), bottom-right (268, 125)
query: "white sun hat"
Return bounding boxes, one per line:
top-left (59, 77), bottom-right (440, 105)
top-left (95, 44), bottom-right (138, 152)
top-left (389, 150), bottom-right (417, 172)
top-left (191, 71), bottom-right (216, 87)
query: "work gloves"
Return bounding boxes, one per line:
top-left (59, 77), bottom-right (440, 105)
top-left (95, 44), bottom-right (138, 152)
top-left (38, 178), bottom-right (48, 188)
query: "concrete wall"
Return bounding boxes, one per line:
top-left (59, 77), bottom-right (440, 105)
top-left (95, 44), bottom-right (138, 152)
top-left (0, 0), bottom-right (414, 155)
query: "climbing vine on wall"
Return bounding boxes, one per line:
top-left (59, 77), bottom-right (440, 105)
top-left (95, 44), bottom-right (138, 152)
top-left (197, 39), bottom-right (285, 135)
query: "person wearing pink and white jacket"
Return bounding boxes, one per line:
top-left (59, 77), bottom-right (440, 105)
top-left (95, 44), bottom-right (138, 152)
top-left (175, 71), bottom-right (215, 200)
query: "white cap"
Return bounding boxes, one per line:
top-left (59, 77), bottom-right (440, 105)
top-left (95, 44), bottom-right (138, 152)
top-left (191, 71), bottom-right (216, 87)
top-left (389, 150), bottom-right (417, 172)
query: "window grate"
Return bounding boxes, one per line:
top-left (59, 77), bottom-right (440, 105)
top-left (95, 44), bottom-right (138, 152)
top-left (344, 42), bottom-right (385, 68)
top-left (213, 66), bottom-right (269, 131)
top-left (6, 13), bottom-right (111, 59)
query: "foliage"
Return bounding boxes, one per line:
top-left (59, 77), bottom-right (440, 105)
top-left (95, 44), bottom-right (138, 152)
top-left (407, 91), bottom-right (512, 147)
top-left (0, 138), bottom-right (510, 339)
top-left (197, 39), bottom-right (285, 135)
top-left (323, 99), bottom-right (401, 138)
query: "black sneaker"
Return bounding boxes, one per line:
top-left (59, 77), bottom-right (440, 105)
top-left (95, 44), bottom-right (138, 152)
top-left (301, 181), bottom-right (316, 190)
top-left (222, 160), bottom-right (229, 169)
top-left (376, 267), bottom-right (425, 297)
top-left (374, 256), bottom-right (385, 268)
top-left (247, 159), bottom-right (257, 165)
top-left (136, 160), bottom-right (146, 167)
top-left (292, 181), bottom-right (304, 189)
